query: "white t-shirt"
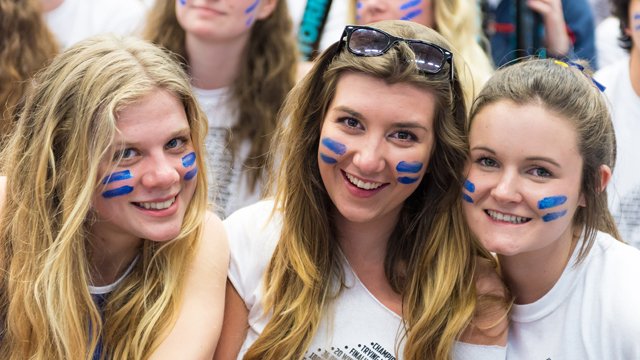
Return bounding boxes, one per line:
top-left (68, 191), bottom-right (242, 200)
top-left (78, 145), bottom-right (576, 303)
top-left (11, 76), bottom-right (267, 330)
top-left (595, 17), bottom-right (629, 70)
top-left (44, 0), bottom-right (148, 49)
top-left (287, 0), bottom-right (349, 52)
top-left (595, 61), bottom-right (640, 249)
top-left (192, 87), bottom-right (262, 218)
top-left (507, 231), bottom-right (640, 359)
top-left (224, 200), bottom-right (506, 360)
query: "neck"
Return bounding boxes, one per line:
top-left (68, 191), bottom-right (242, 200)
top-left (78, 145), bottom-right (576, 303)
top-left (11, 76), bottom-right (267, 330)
top-left (87, 227), bottom-right (141, 287)
top-left (499, 226), bottom-right (579, 304)
top-left (185, 32), bottom-right (249, 90)
top-left (629, 48), bottom-right (640, 97)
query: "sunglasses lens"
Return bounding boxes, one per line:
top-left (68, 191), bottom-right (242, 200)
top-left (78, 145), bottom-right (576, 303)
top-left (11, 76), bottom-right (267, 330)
top-left (348, 28), bottom-right (389, 56)
top-left (410, 43), bottom-right (445, 74)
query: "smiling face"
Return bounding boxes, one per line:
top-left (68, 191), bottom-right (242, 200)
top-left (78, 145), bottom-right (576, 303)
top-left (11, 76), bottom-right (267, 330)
top-left (90, 89), bottom-right (198, 246)
top-left (175, 0), bottom-right (276, 41)
top-left (463, 100), bottom-right (585, 257)
top-left (318, 72), bottom-right (436, 227)
top-left (356, 0), bottom-right (434, 28)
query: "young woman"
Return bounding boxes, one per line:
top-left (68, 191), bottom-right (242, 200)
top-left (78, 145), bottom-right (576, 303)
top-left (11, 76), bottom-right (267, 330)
top-left (216, 20), bottom-right (509, 360)
top-left (0, 35), bottom-right (228, 360)
top-left (0, 0), bottom-right (58, 147)
top-left (463, 58), bottom-right (640, 358)
top-left (144, 0), bottom-right (297, 217)
top-left (352, 0), bottom-right (494, 106)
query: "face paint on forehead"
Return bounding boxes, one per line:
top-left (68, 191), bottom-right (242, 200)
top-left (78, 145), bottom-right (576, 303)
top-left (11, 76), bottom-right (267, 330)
top-left (400, 0), bottom-right (424, 21)
top-left (245, 0), bottom-right (260, 27)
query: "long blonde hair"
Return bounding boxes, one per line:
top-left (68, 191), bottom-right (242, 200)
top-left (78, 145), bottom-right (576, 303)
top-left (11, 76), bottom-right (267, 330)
top-left (144, 0), bottom-right (297, 191)
top-left (0, 0), bottom-right (58, 147)
top-left (0, 35), bottom-right (209, 360)
top-left (250, 20), bottom-right (496, 360)
top-left (350, 0), bottom-right (495, 106)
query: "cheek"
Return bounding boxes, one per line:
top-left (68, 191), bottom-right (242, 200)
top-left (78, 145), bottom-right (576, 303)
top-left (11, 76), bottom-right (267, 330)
top-left (398, 0), bottom-right (426, 21)
top-left (318, 136), bottom-right (348, 165)
top-left (243, 0), bottom-right (260, 27)
top-left (100, 169), bottom-right (135, 199)
top-left (181, 152), bottom-right (198, 181)
top-left (395, 160), bottom-right (425, 185)
top-left (536, 194), bottom-right (570, 223)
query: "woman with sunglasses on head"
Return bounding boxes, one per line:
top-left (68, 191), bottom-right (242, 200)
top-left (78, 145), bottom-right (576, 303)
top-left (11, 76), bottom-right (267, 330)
top-left (144, 0), bottom-right (297, 218)
top-left (0, 35), bottom-right (229, 359)
top-left (215, 20), bottom-right (509, 360)
top-left (351, 0), bottom-right (494, 106)
top-left (463, 58), bottom-right (640, 358)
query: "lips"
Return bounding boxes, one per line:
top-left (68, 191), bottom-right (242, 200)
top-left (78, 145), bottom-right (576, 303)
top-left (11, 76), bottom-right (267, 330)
top-left (132, 196), bottom-right (177, 211)
top-left (485, 209), bottom-right (531, 224)
top-left (344, 172), bottom-right (385, 190)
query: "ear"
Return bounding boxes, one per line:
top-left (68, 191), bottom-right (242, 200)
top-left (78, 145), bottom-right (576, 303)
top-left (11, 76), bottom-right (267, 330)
top-left (255, 0), bottom-right (278, 20)
top-left (578, 164), bottom-right (612, 207)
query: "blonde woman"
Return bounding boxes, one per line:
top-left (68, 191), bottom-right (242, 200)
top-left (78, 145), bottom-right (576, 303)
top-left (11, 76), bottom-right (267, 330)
top-left (144, 0), bottom-right (297, 217)
top-left (352, 0), bottom-right (494, 106)
top-left (0, 35), bottom-right (228, 359)
top-left (216, 20), bottom-right (508, 360)
top-left (0, 0), bottom-right (57, 148)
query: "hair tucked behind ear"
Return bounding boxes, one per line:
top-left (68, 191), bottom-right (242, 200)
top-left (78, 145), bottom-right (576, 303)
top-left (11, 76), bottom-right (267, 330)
top-left (0, 35), bottom-right (209, 360)
top-left (470, 58), bottom-right (621, 262)
top-left (250, 20), bottom-right (498, 360)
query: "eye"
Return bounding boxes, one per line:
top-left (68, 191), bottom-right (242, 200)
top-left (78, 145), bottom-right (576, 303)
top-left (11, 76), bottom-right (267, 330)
top-left (340, 117), bottom-right (363, 130)
top-left (477, 157), bottom-right (498, 168)
top-left (113, 148), bottom-right (139, 162)
top-left (528, 167), bottom-right (552, 178)
top-left (390, 130), bottom-right (417, 141)
top-left (165, 136), bottom-right (188, 150)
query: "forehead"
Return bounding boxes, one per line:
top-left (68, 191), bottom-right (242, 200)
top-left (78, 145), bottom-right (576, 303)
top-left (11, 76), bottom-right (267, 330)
top-left (115, 89), bottom-right (189, 140)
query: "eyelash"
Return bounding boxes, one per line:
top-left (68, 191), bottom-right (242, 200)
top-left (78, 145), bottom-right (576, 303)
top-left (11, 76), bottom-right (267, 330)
top-left (111, 136), bottom-right (190, 162)
top-left (477, 157), bottom-right (498, 168)
top-left (475, 157), bottom-right (554, 178)
top-left (338, 117), bottom-right (418, 141)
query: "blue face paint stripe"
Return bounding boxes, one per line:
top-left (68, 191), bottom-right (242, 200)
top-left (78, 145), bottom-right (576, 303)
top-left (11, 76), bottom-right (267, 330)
top-left (246, 16), bottom-right (255, 27)
top-left (102, 186), bottom-right (134, 199)
top-left (356, 1), bottom-right (363, 9)
top-left (462, 193), bottom-right (474, 203)
top-left (542, 210), bottom-right (568, 222)
top-left (396, 161), bottom-right (423, 173)
top-left (464, 180), bottom-right (475, 193)
top-left (401, 9), bottom-right (423, 21)
top-left (398, 176), bottom-right (419, 184)
top-left (179, 0), bottom-right (186, 5)
top-left (320, 154), bottom-right (338, 164)
top-left (182, 152), bottom-right (196, 168)
top-left (321, 138), bottom-right (347, 155)
top-left (102, 170), bottom-right (132, 184)
top-left (184, 168), bottom-right (198, 181)
top-left (245, 0), bottom-right (259, 14)
top-left (538, 195), bottom-right (567, 210)
top-left (400, 0), bottom-right (422, 10)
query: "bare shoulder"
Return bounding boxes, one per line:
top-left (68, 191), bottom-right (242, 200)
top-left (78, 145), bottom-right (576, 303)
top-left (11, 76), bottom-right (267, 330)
top-left (197, 210), bottom-right (229, 268)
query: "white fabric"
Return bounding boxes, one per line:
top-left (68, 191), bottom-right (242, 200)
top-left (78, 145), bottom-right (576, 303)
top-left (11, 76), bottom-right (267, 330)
top-left (192, 87), bottom-right (261, 218)
top-left (224, 200), bottom-right (507, 360)
top-left (88, 255), bottom-right (138, 295)
top-left (44, 0), bottom-right (147, 49)
top-left (595, 17), bottom-right (628, 70)
top-left (595, 61), bottom-right (640, 249)
top-left (507, 231), bottom-right (640, 359)
top-left (287, 0), bottom-right (349, 52)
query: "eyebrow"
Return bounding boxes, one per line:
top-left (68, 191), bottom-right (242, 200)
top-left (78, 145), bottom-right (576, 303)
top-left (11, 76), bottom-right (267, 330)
top-left (114, 127), bottom-right (191, 148)
top-left (470, 146), bottom-right (562, 167)
top-left (331, 105), bottom-right (430, 131)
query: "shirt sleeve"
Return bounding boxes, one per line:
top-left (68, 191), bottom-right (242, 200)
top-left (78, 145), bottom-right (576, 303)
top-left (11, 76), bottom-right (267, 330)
top-left (453, 342), bottom-right (507, 360)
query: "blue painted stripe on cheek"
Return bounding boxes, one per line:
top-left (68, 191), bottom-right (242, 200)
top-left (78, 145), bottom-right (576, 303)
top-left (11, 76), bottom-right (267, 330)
top-left (464, 179), bottom-right (475, 193)
top-left (184, 168), bottom-right (198, 181)
top-left (538, 195), bottom-right (567, 210)
top-left (102, 186), bottom-right (134, 199)
top-left (246, 16), bottom-right (255, 27)
top-left (400, 0), bottom-right (422, 10)
top-left (102, 170), bottom-right (132, 184)
top-left (179, 0), bottom-right (186, 5)
top-left (182, 152), bottom-right (196, 167)
top-left (245, 0), bottom-right (259, 14)
top-left (401, 9), bottom-right (423, 21)
top-left (321, 138), bottom-right (347, 155)
top-left (396, 161), bottom-right (423, 173)
top-left (542, 210), bottom-right (568, 222)
top-left (356, 1), bottom-right (363, 9)
top-left (462, 193), bottom-right (474, 203)
top-left (320, 153), bottom-right (338, 164)
top-left (398, 176), bottom-right (419, 184)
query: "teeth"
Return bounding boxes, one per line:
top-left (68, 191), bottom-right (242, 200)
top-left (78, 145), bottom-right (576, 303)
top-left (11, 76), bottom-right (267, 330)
top-left (486, 210), bottom-right (530, 224)
top-left (138, 197), bottom-right (175, 210)
top-left (345, 173), bottom-right (383, 190)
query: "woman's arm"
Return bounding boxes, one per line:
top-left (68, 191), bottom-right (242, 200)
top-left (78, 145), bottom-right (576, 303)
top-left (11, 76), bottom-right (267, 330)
top-left (149, 211), bottom-right (229, 360)
top-left (212, 281), bottom-right (250, 360)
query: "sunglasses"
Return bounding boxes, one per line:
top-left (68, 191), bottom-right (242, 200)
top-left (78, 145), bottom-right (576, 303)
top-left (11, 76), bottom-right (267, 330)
top-left (338, 25), bottom-right (454, 81)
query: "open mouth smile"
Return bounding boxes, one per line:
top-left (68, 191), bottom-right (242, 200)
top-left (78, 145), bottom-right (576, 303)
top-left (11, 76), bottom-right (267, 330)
top-left (485, 209), bottom-right (531, 224)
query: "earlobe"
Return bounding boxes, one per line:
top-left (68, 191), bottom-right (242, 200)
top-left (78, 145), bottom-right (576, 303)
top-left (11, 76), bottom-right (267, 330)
top-left (578, 164), bottom-right (612, 207)
top-left (255, 0), bottom-right (278, 20)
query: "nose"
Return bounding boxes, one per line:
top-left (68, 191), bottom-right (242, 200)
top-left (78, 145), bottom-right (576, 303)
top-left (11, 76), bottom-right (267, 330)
top-left (352, 137), bottom-right (385, 175)
top-left (140, 155), bottom-right (181, 189)
top-left (490, 169), bottom-right (523, 203)
top-left (359, 0), bottom-right (388, 14)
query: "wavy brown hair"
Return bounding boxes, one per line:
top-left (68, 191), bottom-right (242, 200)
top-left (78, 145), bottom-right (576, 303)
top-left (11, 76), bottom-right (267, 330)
top-left (250, 20), bottom-right (498, 360)
top-left (144, 0), bottom-right (297, 191)
top-left (0, 0), bottom-right (58, 147)
top-left (0, 35), bottom-right (209, 360)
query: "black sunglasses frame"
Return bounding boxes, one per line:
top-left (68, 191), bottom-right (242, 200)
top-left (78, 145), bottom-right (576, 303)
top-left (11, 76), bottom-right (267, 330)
top-left (338, 25), bottom-right (455, 82)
